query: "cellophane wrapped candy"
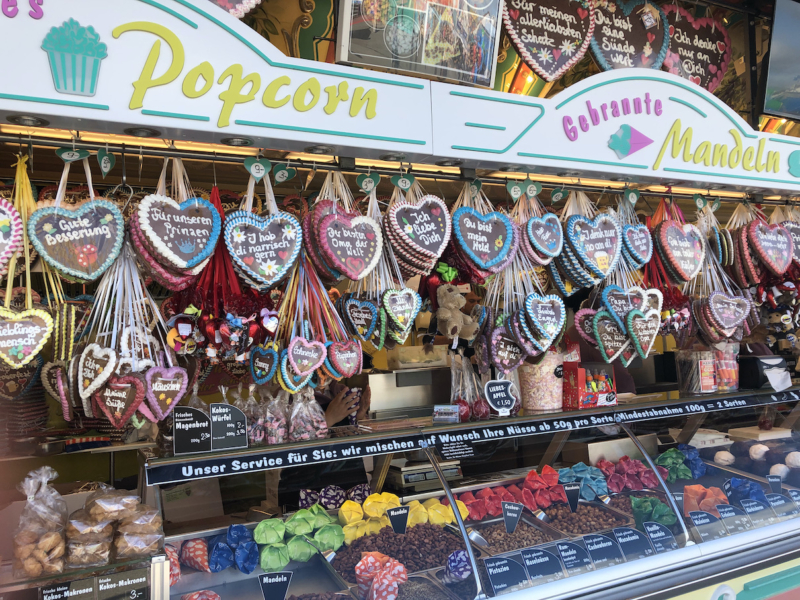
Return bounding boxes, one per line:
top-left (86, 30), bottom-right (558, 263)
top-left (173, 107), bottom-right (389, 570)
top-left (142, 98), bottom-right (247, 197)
top-left (355, 552), bottom-right (408, 600)
top-left (319, 485), bottom-right (346, 510)
top-left (347, 483), bottom-right (371, 504)
top-left (289, 388), bottom-right (328, 441)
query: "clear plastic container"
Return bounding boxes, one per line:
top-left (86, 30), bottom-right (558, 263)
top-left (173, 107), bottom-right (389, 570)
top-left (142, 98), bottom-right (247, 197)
top-left (713, 342), bottom-right (740, 393)
top-left (519, 350), bottom-right (563, 411)
top-left (676, 347), bottom-right (718, 395)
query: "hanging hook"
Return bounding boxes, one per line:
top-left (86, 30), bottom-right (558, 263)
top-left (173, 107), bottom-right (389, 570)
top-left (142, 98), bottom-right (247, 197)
top-left (121, 144), bottom-right (127, 186)
top-left (213, 151), bottom-right (217, 187)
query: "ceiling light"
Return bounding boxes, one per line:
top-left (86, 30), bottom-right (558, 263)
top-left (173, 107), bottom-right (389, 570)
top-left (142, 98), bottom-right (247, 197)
top-left (305, 144), bottom-right (333, 155)
top-left (221, 137), bottom-right (253, 147)
top-left (436, 159), bottom-right (463, 167)
top-left (7, 115), bottom-right (49, 127)
top-left (124, 127), bottom-right (161, 138)
top-left (379, 152), bottom-right (406, 162)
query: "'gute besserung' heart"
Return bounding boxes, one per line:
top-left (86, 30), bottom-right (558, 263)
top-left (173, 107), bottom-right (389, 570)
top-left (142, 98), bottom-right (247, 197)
top-left (250, 344), bottom-right (279, 385)
top-left (452, 207), bottom-right (515, 272)
top-left (288, 337), bottom-right (326, 377)
top-left (78, 344), bottom-right (117, 400)
top-left (318, 213), bottom-right (382, 280)
top-left (329, 340), bottom-right (362, 378)
top-left (593, 309), bottom-right (632, 363)
top-left (93, 374), bottom-right (145, 429)
top-left (747, 221), bottom-right (793, 276)
top-left (138, 194), bottom-right (221, 270)
top-left (524, 293), bottom-right (566, 351)
top-left (28, 200), bottom-right (124, 282)
top-left (388, 195), bottom-right (451, 259)
top-left (0, 308), bottom-right (53, 369)
top-left (527, 213), bottom-right (563, 259)
top-left (566, 214), bottom-right (621, 278)
top-left (504, 0), bottom-right (595, 81)
top-left (662, 4), bottom-right (731, 92)
top-left (145, 366), bottom-right (188, 420)
top-left (627, 309), bottom-right (661, 359)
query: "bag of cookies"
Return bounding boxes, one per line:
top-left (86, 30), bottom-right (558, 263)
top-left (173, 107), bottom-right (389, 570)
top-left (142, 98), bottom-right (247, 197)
top-left (85, 485), bottom-right (141, 521)
top-left (66, 540), bottom-right (112, 567)
top-left (66, 509), bottom-right (114, 543)
top-left (117, 505), bottom-right (163, 534)
top-left (114, 532), bottom-right (164, 558)
top-left (13, 467), bottom-right (67, 578)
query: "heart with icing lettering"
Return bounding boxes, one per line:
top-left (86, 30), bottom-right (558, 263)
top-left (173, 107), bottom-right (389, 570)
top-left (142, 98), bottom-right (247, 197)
top-left (250, 344), bottom-right (279, 385)
top-left (28, 200), bottom-right (124, 282)
top-left (220, 357), bottom-right (250, 381)
top-left (0, 197), bottom-right (22, 276)
top-left (93, 374), bottom-right (145, 429)
top-left (489, 325), bottom-right (527, 374)
top-left (566, 214), bottom-right (621, 278)
top-left (382, 288), bottom-right (422, 332)
top-left (452, 207), bottom-right (515, 271)
top-left (575, 308), bottom-right (599, 347)
top-left (593, 309), bottom-right (632, 363)
top-left (601, 285), bottom-right (646, 334)
top-left (78, 344), bottom-right (117, 400)
top-left (623, 224), bottom-right (653, 265)
top-left (0, 308), bottom-right (53, 369)
top-left (0, 355), bottom-right (42, 401)
top-left (708, 291), bottom-right (750, 330)
top-left (526, 213), bottom-right (563, 258)
top-left (329, 340), bottom-right (362, 378)
top-left (503, 0), bottom-right (595, 81)
top-left (662, 4), bottom-right (731, 92)
top-left (225, 210), bottom-right (302, 289)
top-left (645, 288), bottom-right (664, 315)
top-left (627, 309), bottom-right (661, 359)
top-left (344, 298), bottom-right (379, 341)
top-left (318, 213), bottom-right (382, 280)
top-left (656, 220), bottom-right (705, 283)
top-left (781, 221), bottom-right (800, 267)
top-left (279, 350), bottom-right (312, 392)
top-left (388, 195), bottom-right (451, 259)
top-left (524, 293), bottom-right (566, 351)
top-left (145, 366), bottom-right (188, 420)
top-left (138, 194), bottom-right (220, 270)
top-left (591, 0), bottom-right (669, 71)
top-left (42, 359), bottom-right (66, 399)
top-left (747, 221), bottom-right (793, 276)
top-left (508, 310), bottom-right (542, 357)
top-left (288, 337), bottom-right (326, 377)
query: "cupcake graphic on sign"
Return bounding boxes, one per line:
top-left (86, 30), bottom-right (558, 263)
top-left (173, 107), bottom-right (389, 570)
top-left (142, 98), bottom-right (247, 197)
top-left (42, 19), bottom-right (107, 97)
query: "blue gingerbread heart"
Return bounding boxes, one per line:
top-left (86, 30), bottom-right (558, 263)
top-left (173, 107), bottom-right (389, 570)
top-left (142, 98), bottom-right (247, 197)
top-left (452, 207), bottom-right (514, 271)
top-left (566, 214), bottom-right (622, 279)
top-left (250, 344), bottom-right (278, 385)
top-left (622, 223), bottom-right (653, 265)
top-left (526, 213), bottom-right (563, 258)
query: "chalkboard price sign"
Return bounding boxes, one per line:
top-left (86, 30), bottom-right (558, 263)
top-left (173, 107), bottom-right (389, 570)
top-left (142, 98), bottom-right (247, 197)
top-left (210, 403), bottom-right (248, 450)
top-left (173, 406), bottom-right (212, 455)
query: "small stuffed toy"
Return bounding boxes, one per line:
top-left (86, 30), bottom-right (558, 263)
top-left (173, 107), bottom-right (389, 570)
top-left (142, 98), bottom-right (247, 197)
top-left (436, 285), bottom-right (479, 340)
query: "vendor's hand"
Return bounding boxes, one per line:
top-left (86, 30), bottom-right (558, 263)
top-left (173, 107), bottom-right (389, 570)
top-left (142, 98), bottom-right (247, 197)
top-left (356, 386), bottom-right (371, 421)
top-left (325, 387), bottom-right (359, 427)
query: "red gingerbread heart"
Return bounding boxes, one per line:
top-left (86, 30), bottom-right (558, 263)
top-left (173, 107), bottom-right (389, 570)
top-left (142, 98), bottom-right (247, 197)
top-left (93, 374), bottom-right (145, 429)
top-left (747, 221), bottom-right (793, 275)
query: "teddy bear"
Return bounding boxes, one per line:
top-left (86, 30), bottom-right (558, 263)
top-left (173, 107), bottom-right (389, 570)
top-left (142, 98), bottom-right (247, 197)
top-left (436, 284), bottom-right (480, 340)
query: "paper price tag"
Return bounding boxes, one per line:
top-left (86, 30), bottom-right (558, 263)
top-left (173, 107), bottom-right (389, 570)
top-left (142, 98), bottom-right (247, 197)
top-left (387, 506), bottom-right (410, 534)
top-left (583, 534), bottom-right (624, 569)
top-left (563, 483), bottom-right (580, 513)
top-left (767, 475), bottom-right (783, 495)
top-left (502, 501), bottom-right (523, 534)
top-left (484, 380), bottom-right (516, 416)
top-left (613, 527), bottom-right (655, 561)
top-left (520, 548), bottom-right (565, 586)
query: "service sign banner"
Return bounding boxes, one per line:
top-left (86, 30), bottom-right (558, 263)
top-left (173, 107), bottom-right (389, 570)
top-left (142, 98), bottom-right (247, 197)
top-left (431, 72), bottom-right (800, 193)
top-left (0, 0), bottom-right (432, 156)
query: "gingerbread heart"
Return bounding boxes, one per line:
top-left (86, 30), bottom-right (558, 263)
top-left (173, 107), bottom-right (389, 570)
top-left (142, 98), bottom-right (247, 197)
top-left (288, 337), bottom-right (326, 377)
top-left (645, 288), bottom-right (664, 315)
top-left (662, 4), bottom-right (731, 92)
top-left (344, 298), bottom-right (378, 341)
top-left (382, 288), bottom-right (421, 332)
top-left (602, 285), bottom-right (646, 334)
top-left (138, 194), bottom-right (220, 270)
top-left (708, 291), bottom-right (750, 330)
top-left (28, 200), bottom-right (124, 282)
top-left (318, 213), bottom-right (382, 280)
top-left (220, 357), bottom-right (250, 381)
top-left (658, 221), bottom-right (705, 282)
top-left (526, 213), bottom-right (563, 258)
top-left (250, 344), bottom-right (278, 384)
top-left (0, 197), bottom-right (23, 277)
top-left (388, 195), bottom-right (451, 259)
top-left (145, 366), bottom-right (188, 420)
top-left (566, 214), bottom-right (621, 278)
top-left (504, 0), bottom-right (595, 81)
top-left (575, 308), bottom-right (599, 347)
top-left (0, 308), bottom-right (53, 369)
top-left (781, 221), bottom-right (800, 267)
top-left (591, 0), bottom-right (669, 71)
top-left (42, 360), bottom-right (66, 399)
top-left (452, 207), bottom-right (515, 271)
top-left (593, 309), bottom-right (632, 363)
top-left (93, 374), bottom-right (145, 428)
top-left (627, 309), bottom-right (661, 359)
top-left (623, 224), bottom-right (653, 265)
top-left (279, 351), bottom-right (311, 392)
top-left (78, 344), bottom-right (117, 400)
top-left (489, 325), bottom-right (527, 374)
top-left (508, 310), bottom-right (542, 357)
top-left (0, 355), bottom-right (43, 401)
top-left (328, 340), bottom-right (362, 378)
top-left (748, 221), bottom-right (793, 276)
top-left (524, 293), bottom-right (566, 350)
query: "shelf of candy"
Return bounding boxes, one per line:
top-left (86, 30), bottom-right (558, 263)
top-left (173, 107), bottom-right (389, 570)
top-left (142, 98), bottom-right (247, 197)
top-left (682, 485), bottom-right (729, 518)
top-left (595, 455), bottom-right (669, 492)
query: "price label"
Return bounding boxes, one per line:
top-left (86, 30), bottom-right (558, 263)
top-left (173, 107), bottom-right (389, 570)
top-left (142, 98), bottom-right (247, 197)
top-left (767, 475), bottom-right (783, 495)
top-left (469, 179), bottom-right (482, 198)
top-left (258, 571), bottom-right (292, 600)
top-left (643, 522), bottom-right (678, 553)
top-left (788, 489), bottom-right (800, 505)
top-left (40, 578), bottom-right (96, 600)
top-left (209, 403), bottom-right (249, 450)
top-left (386, 506), bottom-right (410, 534)
top-left (563, 483), bottom-right (580, 513)
top-left (502, 501), bottom-right (524, 534)
top-left (613, 527), bottom-right (655, 560)
top-left (672, 493), bottom-right (685, 516)
top-left (556, 541), bottom-right (594, 576)
top-left (56, 147), bottom-right (90, 163)
top-left (96, 569), bottom-right (149, 600)
top-left (740, 499), bottom-right (777, 527)
top-left (484, 380), bottom-right (516, 416)
top-left (689, 511), bottom-right (728, 542)
top-left (97, 149), bottom-right (115, 178)
top-left (723, 479), bottom-right (733, 500)
top-left (717, 504), bottom-right (754, 534)
top-left (483, 557), bottom-right (529, 595)
top-left (173, 406), bottom-right (212, 455)
top-left (582, 534), bottom-right (624, 569)
top-left (766, 493), bottom-right (800, 519)
top-left (506, 181), bottom-right (524, 200)
top-left (391, 174), bottom-right (415, 191)
top-left (520, 548), bottom-right (565, 586)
